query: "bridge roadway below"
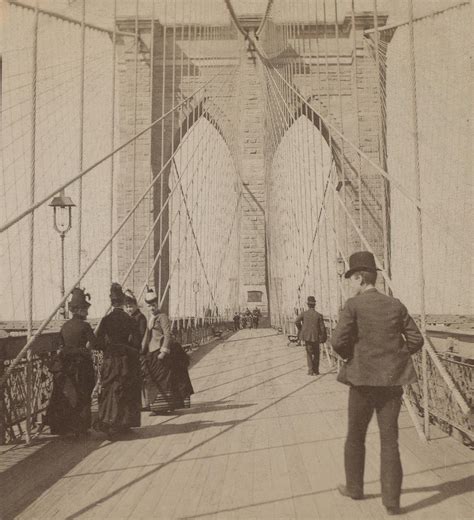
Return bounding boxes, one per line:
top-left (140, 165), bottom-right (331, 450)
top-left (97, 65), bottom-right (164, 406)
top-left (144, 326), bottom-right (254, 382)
top-left (1, 329), bottom-right (473, 519)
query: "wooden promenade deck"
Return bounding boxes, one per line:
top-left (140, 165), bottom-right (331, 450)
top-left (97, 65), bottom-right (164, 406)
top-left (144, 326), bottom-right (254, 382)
top-left (1, 329), bottom-right (473, 519)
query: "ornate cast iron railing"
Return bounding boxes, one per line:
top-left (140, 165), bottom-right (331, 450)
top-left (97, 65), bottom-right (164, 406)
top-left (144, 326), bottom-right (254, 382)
top-left (275, 314), bottom-right (473, 444)
top-left (407, 351), bottom-right (473, 442)
top-left (0, 318), bottom-right (231, 445)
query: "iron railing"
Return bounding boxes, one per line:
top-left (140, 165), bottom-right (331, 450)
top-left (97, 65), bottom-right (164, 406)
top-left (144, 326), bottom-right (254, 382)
top-left (0, 318), bottom-right (231, 445)
top-left (273, 314), bottom-right (473, 445)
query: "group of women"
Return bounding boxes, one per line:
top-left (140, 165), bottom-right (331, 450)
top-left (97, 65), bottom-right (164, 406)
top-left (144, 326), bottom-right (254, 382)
top-left (45, 283), bottom-right (194, 438)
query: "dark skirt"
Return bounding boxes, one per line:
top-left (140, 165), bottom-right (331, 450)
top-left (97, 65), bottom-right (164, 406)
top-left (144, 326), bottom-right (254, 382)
top-left (45, 351), bottom-right (95, 435)
top-left (96, 344), bottom-right (141, 431)
top-left (141, 342), bottom-right (194, 413)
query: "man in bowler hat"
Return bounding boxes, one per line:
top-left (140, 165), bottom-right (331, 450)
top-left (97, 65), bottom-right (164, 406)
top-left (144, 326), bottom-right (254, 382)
top-left (295, 296), bottom-right (327, 375)
top-left (331, 251), bottom-right (424, 515)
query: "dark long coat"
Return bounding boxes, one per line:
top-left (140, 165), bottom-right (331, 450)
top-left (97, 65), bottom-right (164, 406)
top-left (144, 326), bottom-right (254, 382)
top-left (95, 308), bottom-right (142, 429)
top-left (295, 309), bottom-right (327, 343)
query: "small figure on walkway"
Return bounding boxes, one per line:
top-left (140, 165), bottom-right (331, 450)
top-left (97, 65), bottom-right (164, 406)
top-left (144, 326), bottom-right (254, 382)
top-left (124, 289), bottom-right (147, 341)
top-left (295, 296), bottom-right (327, 375)
top-left (95, 283), bottom-right (142, 437)
top-left (45, 288), bottom-right (96, 436)
top-left (245, 308), bottom-right (252, 328)
top-left (240, 312), bottom-right (247, 329)
top-left (233, 311), bottom-right (241, 331)
top-left (141, 288), bottom-right (194, 415)
top-left (252, 307), bottom-right (261, 329)
top-left (331, 251), bottom-right (424, 516)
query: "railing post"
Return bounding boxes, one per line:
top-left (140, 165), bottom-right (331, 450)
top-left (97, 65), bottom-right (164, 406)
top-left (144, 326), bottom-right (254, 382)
top-left (408, 0), bottom-right (429, 440)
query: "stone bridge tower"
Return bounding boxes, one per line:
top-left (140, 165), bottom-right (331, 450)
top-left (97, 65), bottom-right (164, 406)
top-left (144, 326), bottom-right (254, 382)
top-left (116, 10), bottom-right (388, 315)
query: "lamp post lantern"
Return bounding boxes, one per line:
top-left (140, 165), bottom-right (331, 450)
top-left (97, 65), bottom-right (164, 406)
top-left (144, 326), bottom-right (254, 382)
top-left (49, 191), bottom-right (75, 319)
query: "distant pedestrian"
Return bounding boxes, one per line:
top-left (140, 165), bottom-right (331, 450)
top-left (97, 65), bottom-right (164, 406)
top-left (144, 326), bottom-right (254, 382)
top-left (252, 307), bottom-right (261, 329)
top-left (331, 251), bottom-right (424, 516)
top-left (295, 296), bottom-right (327, 375)
top-left (233, 312), bottom-right (241, 331)
top-left (240, 313), bottom-right (247, 329)
top-left (245, 308), bottom-right (252, 328)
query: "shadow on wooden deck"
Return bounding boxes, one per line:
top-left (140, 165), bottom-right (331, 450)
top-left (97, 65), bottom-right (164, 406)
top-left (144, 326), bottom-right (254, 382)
top-left (0, 332), bottom-right (234, 519)
top-left (3, 329), bottom-right (473, 519)
top-left (0, 436), bottom-right (104, 519)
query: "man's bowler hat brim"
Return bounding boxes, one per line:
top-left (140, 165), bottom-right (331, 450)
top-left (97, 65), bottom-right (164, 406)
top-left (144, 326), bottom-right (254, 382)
top-left (344, 266), bottom-right (379, 279)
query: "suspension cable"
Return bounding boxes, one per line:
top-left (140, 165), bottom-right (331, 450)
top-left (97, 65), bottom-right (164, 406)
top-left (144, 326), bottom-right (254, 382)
top-left (256, 0), bottom-right (274, 36)
top-left (0, 69), bottom-right (229, 234)
top-left (222, 1), bottom-right (465, 247)
top-left (0, 65), bottom-right (239, 382)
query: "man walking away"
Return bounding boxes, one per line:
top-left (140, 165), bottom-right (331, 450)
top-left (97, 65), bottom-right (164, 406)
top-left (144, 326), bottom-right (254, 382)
top-left (295, 296), bottom-right (327, 375)
top-left (331, 251), bottom-right (424, 516)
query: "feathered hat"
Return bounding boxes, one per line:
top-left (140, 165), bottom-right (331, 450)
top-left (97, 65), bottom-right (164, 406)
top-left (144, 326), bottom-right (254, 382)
top-left (68, 287), bottom-right (91, 312)
top-left (124, 289), bottom-right (137, 305)
top-left (144, 286), bottom-right (158, 304)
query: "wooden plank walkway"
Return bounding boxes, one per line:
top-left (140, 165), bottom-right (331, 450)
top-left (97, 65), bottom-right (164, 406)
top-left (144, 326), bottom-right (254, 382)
top-left (1, 329), bottom-right (473, 519)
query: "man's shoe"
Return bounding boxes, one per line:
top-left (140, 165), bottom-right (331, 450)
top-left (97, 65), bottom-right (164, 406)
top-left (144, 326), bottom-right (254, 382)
top-left (337, 484), bottom-right (364, 500)
top-left (307, 370), bottom-right (314, 375)
top-left (385, 506), bottom-right (401, 516)
top-left (313, 371), bottom-right (320, 375)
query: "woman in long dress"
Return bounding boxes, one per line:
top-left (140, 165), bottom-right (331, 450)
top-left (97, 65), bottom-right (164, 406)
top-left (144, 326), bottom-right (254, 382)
top-left (45, 288), bottom-right (96, 436)
top-left (141, 288), bottom-right (194, 414)
top-left (95, 283), bottom-right (142, 436)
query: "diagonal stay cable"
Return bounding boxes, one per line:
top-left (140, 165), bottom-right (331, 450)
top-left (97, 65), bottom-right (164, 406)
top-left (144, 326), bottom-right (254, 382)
top-left (156, 147), bottom-right (220, 311)
top-left (135, 107), bottom-right (243, 306)
top-left (297, 160), bottom-right (336, 294)
top-left (119, 65), bottom-right (240, 298)
top-left (95, 93), bottom-right (227, 328)
top-left (171, 157), bottom-right (217, 307)
top-left (256, 0), bottom-right (274, 36)
top-left (260, 65), bottom-right (305, 244)
top-left (327, 178), bottom-right (469, 415)
top-left (214, 191), bottom-right (243, 284)
top-left (0, 66), bottom-right (239, 384)
top-left (260, 48), bottom-right (468, 250)
top-left (260, 61), bottom-right (335, 294)
top-left (0, 68), bottom-right (230, 234)
top-left (222, 0), bottom-right (466, 249)
top-left (137, 150), bottom-right (214, 310)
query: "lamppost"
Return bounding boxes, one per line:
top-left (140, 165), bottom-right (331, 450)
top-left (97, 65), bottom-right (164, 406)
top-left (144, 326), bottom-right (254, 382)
top-left (50, 191), bottom-right (75, 319)
top-left (336, 256), bottom-right (346, 310)
top-left (192, 280), bottom-right (200, 318)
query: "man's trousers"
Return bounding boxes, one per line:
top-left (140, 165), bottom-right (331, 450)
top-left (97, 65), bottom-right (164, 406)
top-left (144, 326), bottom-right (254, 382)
top-left (344, 385), bottom-right (403, 508)
top-left (304, 341), bottom-right (320, 374)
